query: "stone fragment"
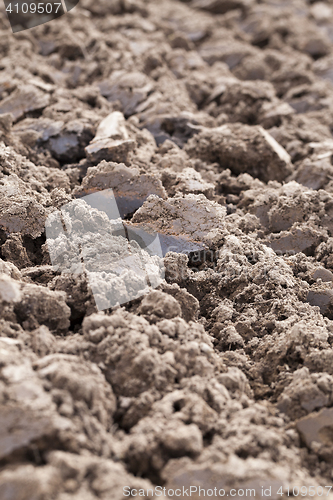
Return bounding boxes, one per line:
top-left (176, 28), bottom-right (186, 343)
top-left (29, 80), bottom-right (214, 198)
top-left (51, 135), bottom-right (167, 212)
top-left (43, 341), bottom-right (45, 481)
top-left (85, 111), bottom-right (135, 164)
top-left (94, 111), bottom-right (128, 141)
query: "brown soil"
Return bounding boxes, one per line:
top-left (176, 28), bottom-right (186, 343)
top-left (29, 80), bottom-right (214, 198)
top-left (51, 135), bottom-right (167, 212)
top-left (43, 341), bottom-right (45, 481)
top-left (2, 0), bottom-right (333, 498)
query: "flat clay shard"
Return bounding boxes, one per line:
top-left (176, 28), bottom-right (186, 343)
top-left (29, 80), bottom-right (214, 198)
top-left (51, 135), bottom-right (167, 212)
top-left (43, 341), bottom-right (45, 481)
top-left (130, 193), bottom-right (226, 254)
top-left (0, 85), bottom-right (50, 122)
top-left (74, 161), bottom-right (167, 217)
